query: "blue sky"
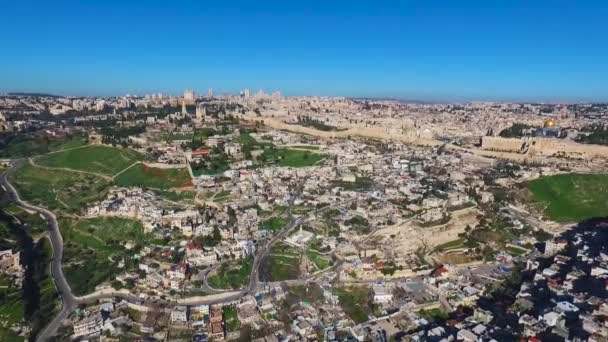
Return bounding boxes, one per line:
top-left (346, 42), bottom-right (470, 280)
top-left (1, 0), bottom-right (608, 101)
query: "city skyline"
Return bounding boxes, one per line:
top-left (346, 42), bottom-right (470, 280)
top-left (2, 0), bottom-right (608, 101)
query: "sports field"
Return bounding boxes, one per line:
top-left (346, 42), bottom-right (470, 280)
top-left (528, 173), bottom-right (608, 222)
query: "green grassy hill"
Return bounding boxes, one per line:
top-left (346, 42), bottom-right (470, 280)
top-left (11, 163), bottom-right (110, 212)
top-left (114, 164), bottom-right (192, 189)
top-left (60, 217), bottom-right (152, 295)
top-left (0, 134), bottom-right (88, 159)
top-left (36, 145), bottom-right (142, 176)
top-left (528, 173), bottom-right (608, 222)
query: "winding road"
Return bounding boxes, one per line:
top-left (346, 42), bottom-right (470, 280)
top-left (2, 166), bottom-right (258, 340)
top-left (0, 170), bottom-right (77, 341)
top-left (0, 169), bottom-right (331, 341)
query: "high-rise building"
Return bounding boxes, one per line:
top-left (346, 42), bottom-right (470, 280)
top-left (183, 89), bottom-right (195, 104)
top-left (95, 100), bottom-right (106, 111)
top-left (207, 88), bottom-right (213, 98)
top-left (244, 89), bottom-right (250, 99)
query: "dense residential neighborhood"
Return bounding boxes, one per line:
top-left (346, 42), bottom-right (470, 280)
top-left (1, 91), bottom-right (608, 341)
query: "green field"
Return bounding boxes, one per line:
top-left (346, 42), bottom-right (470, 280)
top-left (164, 132), bottom-right (194, 141)
top-left (306, 250), bottom-right (332, 270)
top-left (63, 245), bottom-right (120, 296)
top-left (11, 164), bottom-right (110, 212)
top-left (239, 132), bottom-right (260, 147)
top-left (207, 258), bottom-right (252, 289)
top-left (115, 164), bottom-right (192, 189)
top-left (0, 276), bottom-right (24, 323)
top-left (0, 134), bottom-right (88, 159)
top-left (223, 306), bottom-right (241, 332)
top-left (345, 215), bottom-right (370, 234)
top-left (266, 243), bottom-right (301, 281)
top-left (36, 145), bottom-right (142, 176)
top-left (190, 158), bottom-right (230, 176)
top-left (418, 307), bottom-right (449, 322)
top-left (0, 213), bottom-right (58, 340)
top-left (3, 204), bottom-right (47, 235)
top-left (258, 217), bottom-right (287, 232)
top-left (288, 145), bottom-right (320, 150)
top-left (193, 128), bottom-right (218, 141)
top-left (264, 148), bottom-right (325, 167)
top-left (61, 217), bottom-right (151, 294)
top-left (209, 190), bottom-right (231, 202)
top-left (153, 189), bottom-right (196, 202)
top-left (434, 238), bottom-right (465, 252)
top-left (239, 133), bottom-right (325, 168)
top-left (61, 217), bottom-right (150, 252)
top-left (528, 173), bottom-right (608, 222)
top-left (0, 280), bottom-right (25, 342)
top-left (336, 287), bottom-right (372, 324)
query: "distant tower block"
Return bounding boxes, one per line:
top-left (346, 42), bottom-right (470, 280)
top-left (182, 100), bottom-right (188, 115)
top-left (208, 88), bottom-right (213, 98)
top-left (183, 88), bottom-right (195, 104)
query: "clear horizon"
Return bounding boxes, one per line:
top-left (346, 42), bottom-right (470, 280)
top-left (2, 90), bottom-right (606, 105)
top-left (2, 0), bottom-right (608, 102)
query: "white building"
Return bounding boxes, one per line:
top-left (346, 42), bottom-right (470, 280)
top-left (285, 227), bottom-right (315, 248)
top-left (171, 306), bottom-right (188, 324)
top-left (545, 239), bottom-right (567, 256)
top-left (372, 284), bottom-right (393, 304)
top-left (73, 317), bottom-right (103, 338)
top-left (183, 89), bottom-right (195, 104)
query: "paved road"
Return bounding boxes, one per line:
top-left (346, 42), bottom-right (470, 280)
top-left (0, 171), bottom-right (77, 342)
top-left (247, 189), bottom-right (301, 292)
top-left (0, 172), bottom-right (339, 340)
top-left (1, 168), bottom-right (255, 340)
top-left (247, 191), bottom-right (348, 292)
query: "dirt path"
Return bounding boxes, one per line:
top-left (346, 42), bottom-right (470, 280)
top-left (112, 161), bottom-right (141, 179)
top-left (43, 144), bottom-right (91, 155)
top-left (29, 158), bottom-right (113, 181)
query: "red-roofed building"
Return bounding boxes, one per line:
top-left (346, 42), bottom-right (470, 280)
top-left (210, 322), bottom-right (224, 339)
top-left (431, 266), bottom-right (449, 278)
top-left (185, 243), bottom-right (202, 251)
top-left (192, 148), bottom-right (211, 157)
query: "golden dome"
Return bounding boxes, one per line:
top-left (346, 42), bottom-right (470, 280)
top-left (544, 119), bottom-right (556, 128)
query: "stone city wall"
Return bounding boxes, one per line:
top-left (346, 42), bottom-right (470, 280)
top-left (480, 136), bottom-right (526, 153)
top-left (528, 137), bottom-right (608, 158)
top-left (481, 136), bottom-right (608, 159)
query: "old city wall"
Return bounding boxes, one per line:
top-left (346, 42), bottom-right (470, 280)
top-left (481, 136), bottom-right (608, 159)
top-left (527, 137), bottom-right (608, 158)
top-left (480, 136), bottom-right (526, 153)
top-left (245, 115), bottom-right (439, 146)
